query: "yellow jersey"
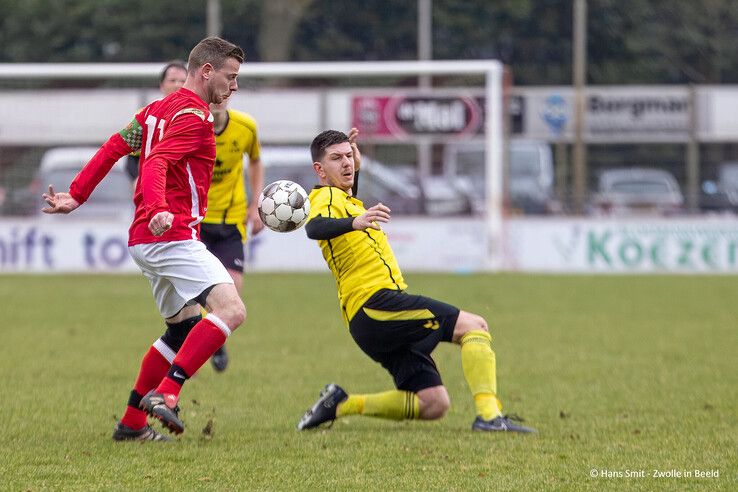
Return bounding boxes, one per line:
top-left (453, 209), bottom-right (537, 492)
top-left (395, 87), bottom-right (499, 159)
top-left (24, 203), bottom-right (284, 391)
top-left (307, 186), bottom-right (407, 323)
top-left (203, 109), bottom-right (261, 240)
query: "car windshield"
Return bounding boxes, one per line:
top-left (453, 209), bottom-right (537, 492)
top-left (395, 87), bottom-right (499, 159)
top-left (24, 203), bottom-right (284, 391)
top-left (453, 147), bottom-right (543, 180)
top-left (263, 166), bottom-right (317, 193)
top-left (455, 150), bottom-right (484, 177)
top-left (262, 158), bottom-right (423, 214)
top-left (719, 166), bottom-right (738, 189)
top-left (510, 148), bottom-right (541, 178)
top-left (45, 169), bottom-right (130, 203)
top-left (455, 150), bottom-right (485, 196)
top-left (609, 180), bottom-right (671, 195)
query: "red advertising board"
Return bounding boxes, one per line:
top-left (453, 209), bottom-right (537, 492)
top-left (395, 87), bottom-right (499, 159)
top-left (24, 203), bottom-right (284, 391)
top-left (351, 95), bottom-right (484, 140)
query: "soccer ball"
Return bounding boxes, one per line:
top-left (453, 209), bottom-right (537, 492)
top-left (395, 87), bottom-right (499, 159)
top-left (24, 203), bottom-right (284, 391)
top-left (257, 180), bottom-right (310, 232)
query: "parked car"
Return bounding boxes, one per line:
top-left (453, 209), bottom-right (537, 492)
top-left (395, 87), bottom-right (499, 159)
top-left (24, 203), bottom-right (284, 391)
top-left (699, 162), bottom-right (738, 214)
top-left (442, 139), bottom-right (557, 214)
top-left (591, 168), bottom-right (684, 216)
top-left (35, 147), bottom-right (134, 221)
top-left (259, 147), bottom-right (468, 215)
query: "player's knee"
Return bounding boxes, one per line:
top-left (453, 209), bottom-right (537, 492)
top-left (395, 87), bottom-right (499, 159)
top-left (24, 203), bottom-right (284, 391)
top-left (221, 300), bottom-right (246, 330)
top-left (453, 311), bottom-right (489, 342)
top-left (419, 387), bottom-right (451, 420)
top-left (462, 311), bottom-right (488, 332)
top-left (424, 394), bottom-right (450, 420)
top-left (235, 302), bottom-right (247, 327)
top-left (476, 315), bottom-right (489, 333)
top-left (206, 284), bottom-right (246, 330)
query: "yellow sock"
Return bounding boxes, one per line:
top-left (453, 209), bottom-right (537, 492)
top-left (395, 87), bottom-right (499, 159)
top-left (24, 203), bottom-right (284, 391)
top-left (460, 330), bottom-right (503, 420)
top-left (337, 395), bottom-right (365, 416)
top-left (337, 390), bottom-right (419, 420)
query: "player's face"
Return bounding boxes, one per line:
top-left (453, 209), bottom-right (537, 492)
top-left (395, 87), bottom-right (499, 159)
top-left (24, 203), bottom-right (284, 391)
top-left (207, 57), bottom-right (240, 104)
top-left (159, 67), bottom-right (187, 95)
top-left (315, 141), bottom-right (354, 191)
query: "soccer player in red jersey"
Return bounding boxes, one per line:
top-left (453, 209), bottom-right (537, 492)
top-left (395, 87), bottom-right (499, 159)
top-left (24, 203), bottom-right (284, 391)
top-left (42, 37), bottom-right (246, 441)
top-left (125, 61), bottom-right (188, 188)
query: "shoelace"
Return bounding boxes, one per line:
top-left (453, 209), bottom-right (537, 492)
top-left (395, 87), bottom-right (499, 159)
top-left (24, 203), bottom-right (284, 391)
top-left (139, 426), bottom-right (168, 441)
top-left (502, 413), bottom-right (526, 423)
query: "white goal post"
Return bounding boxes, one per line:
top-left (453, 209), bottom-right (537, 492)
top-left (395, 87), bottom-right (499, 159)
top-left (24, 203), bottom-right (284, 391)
top-left (0, 60), bottom-right (505, 270)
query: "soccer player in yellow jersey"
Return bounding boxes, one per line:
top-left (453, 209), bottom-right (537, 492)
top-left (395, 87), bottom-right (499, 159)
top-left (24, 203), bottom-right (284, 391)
top-left (200, 100), bottom-right (264, 372)
top-left (297, 129), bottom-right (535, 433)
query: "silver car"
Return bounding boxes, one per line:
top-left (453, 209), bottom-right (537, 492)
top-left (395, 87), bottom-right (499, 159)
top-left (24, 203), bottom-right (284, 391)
top-left (35, 147), bottom-right (134, 221)
top-left (592, 168), bottom-right (684, 216)
top-left (259, 147), bottom-right (430, 215)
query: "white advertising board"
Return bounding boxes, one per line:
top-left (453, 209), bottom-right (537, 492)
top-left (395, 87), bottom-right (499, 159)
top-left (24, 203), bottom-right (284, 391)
top-left (0, 90), bottom-right (142, 145)
top-left (0, 219), bottom-right (138, 273)
top-left (518, 86), bottom-right (692, 143)
top-left (698, 85), bottom-right (738, 142)
top-left (504, 218), bottom-right (738, 273)
top-left (0, 217), bottom-right (487, 274)
top-left (4, 217), bottom-right (738, 274)
top-left (7, 85), bottom-right (733, 146)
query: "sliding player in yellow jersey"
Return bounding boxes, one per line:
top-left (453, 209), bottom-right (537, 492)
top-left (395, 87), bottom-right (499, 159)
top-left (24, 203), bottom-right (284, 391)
top-left (201, 100), bottom-right (264, 372)
top-left (297, 129), bottom-right (535, 433)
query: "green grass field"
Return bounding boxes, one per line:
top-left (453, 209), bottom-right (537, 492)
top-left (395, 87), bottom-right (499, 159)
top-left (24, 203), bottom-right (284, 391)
top-left (1, 273), bottom-right (736, 491)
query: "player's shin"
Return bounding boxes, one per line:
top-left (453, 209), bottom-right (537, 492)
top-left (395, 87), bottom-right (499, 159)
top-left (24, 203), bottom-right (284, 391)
top-left (155, 314), bottom-right (231, 399)
top-left (120, 345), bottom-right (171, 430)
top-left (460, 330), bottom-right (503, 420)
top-left (338, 390), bottom-right (419, 420)
top-left (120, 315), bottom-right (201, 429)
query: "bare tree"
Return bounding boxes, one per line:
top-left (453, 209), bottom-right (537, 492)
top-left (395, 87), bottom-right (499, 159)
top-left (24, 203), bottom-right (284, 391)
top-left (258, 0), bottom-right (314, 62)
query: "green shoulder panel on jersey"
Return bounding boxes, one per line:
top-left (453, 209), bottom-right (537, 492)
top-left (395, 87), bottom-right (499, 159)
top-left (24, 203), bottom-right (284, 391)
top-left (119, 117), bottom-right (143, 151)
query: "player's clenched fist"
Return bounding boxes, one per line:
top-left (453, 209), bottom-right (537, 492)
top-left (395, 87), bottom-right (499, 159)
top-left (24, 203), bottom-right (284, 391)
top-left (353, 203), bottom-right (391, 231)
top-left (148, 211), bottom-right (174, 236)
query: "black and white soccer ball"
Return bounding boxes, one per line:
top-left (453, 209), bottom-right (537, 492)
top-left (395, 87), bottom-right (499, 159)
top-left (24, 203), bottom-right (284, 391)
top-left (257, 180), bottom-right (310, 232)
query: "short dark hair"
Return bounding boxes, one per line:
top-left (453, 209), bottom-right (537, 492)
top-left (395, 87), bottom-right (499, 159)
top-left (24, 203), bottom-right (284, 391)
top-left (187, 36), bottom-right (244, 72)
top-left (159, 61), bottom-right (187, 83)
top-left (311, 130), bottom-right (349, 162)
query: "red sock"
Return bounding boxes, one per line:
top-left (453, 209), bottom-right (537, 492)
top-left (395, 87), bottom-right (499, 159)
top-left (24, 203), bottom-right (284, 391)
top-left (155, 317), bottom-right (228, 399)
top-left (121, 345), bottom-right (170, 430)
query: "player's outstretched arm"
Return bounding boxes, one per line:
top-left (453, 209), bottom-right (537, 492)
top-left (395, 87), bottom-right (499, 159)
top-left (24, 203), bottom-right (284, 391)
top-left (305, 203), bottom-right (390, 239)
top-left (348, 127), bottom-right (361, 172)
top-left (352, 203), bottom-right (391, 231)
top-left (41, 185), bottom-right (80, 214)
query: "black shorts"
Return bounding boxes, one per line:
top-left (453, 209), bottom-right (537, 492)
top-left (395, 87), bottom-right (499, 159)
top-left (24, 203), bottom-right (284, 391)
top-left (125, 155), bottom-right (140, 181)
top-left (349, 289), bottom-right (460, 393)
top-left (200, 223), bottom-right (245, 272)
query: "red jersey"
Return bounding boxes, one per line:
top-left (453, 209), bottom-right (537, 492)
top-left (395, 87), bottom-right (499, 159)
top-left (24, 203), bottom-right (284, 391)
top-left (69, 88), bottom-right (216, 245)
